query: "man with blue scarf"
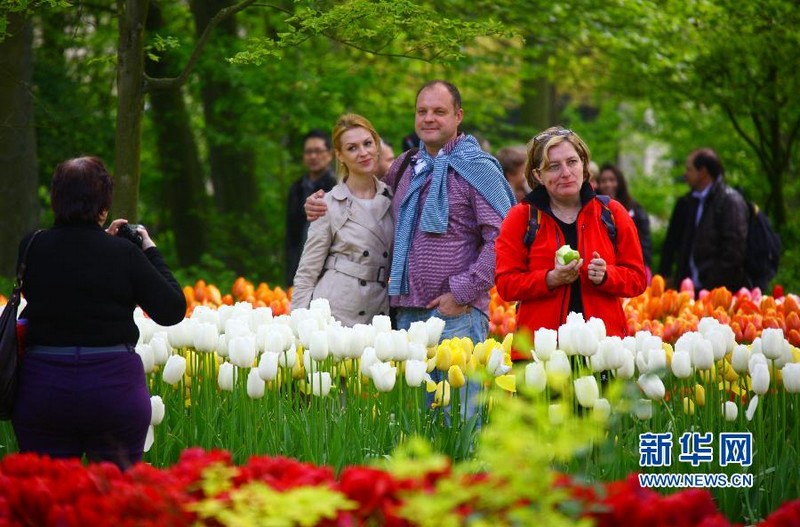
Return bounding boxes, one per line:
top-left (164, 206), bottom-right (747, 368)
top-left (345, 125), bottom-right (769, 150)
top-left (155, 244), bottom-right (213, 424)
top-left (305, 80), bottom-right (514, 420)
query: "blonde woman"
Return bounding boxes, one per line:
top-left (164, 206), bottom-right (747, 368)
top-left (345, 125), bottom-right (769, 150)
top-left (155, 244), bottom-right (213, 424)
top-left (292, 114), bottom-right (393, 326)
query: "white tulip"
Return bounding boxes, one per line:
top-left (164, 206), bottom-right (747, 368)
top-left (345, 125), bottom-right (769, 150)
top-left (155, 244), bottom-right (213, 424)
top-left (150, 395), bottom-right (165, 426)
top-left (731, 344), bottom-right (751, 374)
top-left (308, 330), bottom-right (329, 361)
top-left (706, 330), bottom-right (727, 360)
top-left (297, 318), bottom-right (319, 350)
top-left (405, 359), bottom-right (429, 387)
top-left (546, 350), bottom-right (572, 378)
top-left (370, 361), bottom-right (397, 392)
top-left (750, 362), bottom-right (770, 395)
top-left (229, 335), bottom-right (257, 369)
top-left (150, 334), bottom-right (172, 364)
top-left (216, 304), bottom-right (234, 332)
top-left (408, 321), bottom-right (428, 346)
top-left (616, 348), bottom-right (636, 379)
top-left (647, 347), bottom-right (667, 375)
top-left (691, 339), bottom-right (714, 370)
top-left (224, 318), bottom-right (250, 341)
top-left (574, 325), bottom-right (599, 357)
top-left (143, 425), bottom-right (155, 453)
top-left (218, 362), bottom-right (237, 391)
top-left (750, 337), bottom-right (763, 356)
top-left (634, 330), bottom-right (653, 353)
top-left (558, 323), bottom-right (576, 355)
top-left (327, 325), bottom-right (348, 360)
top-left (549, 403), bottom-right (566, 425)
top-left (251, 306), bottom-right (274, 332)
top-left (193, 322), bottom-right (218, 353)
top-left (167, 318), bottom-right (194, 349)
top-left (642, 335), bottom-right (662, 354)
top-left (308, 298), bottom-right (330, 321)
top-left (308, 371), bottom-right (332, 397)
top-left (782, 363), bottom-right (800, 393)
top-left (360, 347), bottom-right (378, 377)
top-left (246, 367), bottom-right (266, 399)
top-left (425, 317), bottom-right (445, 347)
top-left (586, 317), bottom-right (607, 341)
top-left (622, 336), bottom-right (637, 354)
top-left (534, 328), bottom-right (557, 361)
top-left (745, 395), bottom-right (759, 421)
top-left (634, 399), bottom-right (653, 420)
top-left (589, 351), bottom-right (606, 373)
top-left (135, 316), bottom-right (156, 344)
top-left (671, 351), bottom-right (693, 379)
top-left (353, 323), bottom-right (376, 350)
top-left (761, 328), bottom-right (785, 360)
top-left (487, 347), bottom-right (511, 376)
top-left (135, 343), bottom-right (155, 374)
top-left (162, 354), bottom-right (186, 385)
top-left (574, 375), bottom-right (600, 408)
top-left (391, 330), bottom-right (409, 361)
top-left (722, 401), bottom-right (738, 421)
top-left (374, 332), bottom-right (394, 362)
top-left (598, 336), bottom-right (624, 370)
top-left (216, 334), bottom-right (229, 358)
top-left (525, 362), bottom-right (547, 393)
top-left (593, 398), bottom-right (611, 420)
top-left (408, 342), bottom-right (428, 362)
top-left (372, 314), bottom-right (392, 334)
top-left (638, 373), bottom-right (665, 401)
top-left (264, 325), bottom-right (287, 354)
top-left (278, 343), bottom-right (297, 368)
top-left (697, 316), bottom-right (720, 336)
top-left (258, 352), bottom-right (280, 381)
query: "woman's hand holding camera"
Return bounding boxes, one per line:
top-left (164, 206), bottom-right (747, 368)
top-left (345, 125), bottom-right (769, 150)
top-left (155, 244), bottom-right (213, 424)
top-left (106, 219), bottom-right (156, 250)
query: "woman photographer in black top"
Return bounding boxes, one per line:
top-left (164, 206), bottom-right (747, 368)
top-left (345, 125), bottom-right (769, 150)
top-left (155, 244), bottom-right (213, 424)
top-left (13, 156), bottom-right (186, 469)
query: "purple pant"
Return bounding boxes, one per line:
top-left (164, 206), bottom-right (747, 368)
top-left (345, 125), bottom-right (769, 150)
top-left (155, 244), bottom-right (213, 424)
top-left (12, 345), bottom-right (151, 469)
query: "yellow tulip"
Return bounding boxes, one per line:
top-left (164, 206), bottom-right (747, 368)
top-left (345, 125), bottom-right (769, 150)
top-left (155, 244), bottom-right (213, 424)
top-left (694, 384), bottom-right (706, 407)
top-left (459, 336), bottom-right (474, 355)
top-left (466, 355), bottom-right (478, 376)
top-left (473, 341), bottom-right (489, 365)
top-left (495, 374), bottom-right (516, 393)
top-left (502, 333), bottom-right (514, 355)
top-left (683, 396), bottom-right (695, 415)
top-left (448, 365), bottom-right (466, 389)
top-left (433, 380), bottom-right (451, 408)
top-left (450, 347), bottom-right (467, 372)
top-left (435, 344), bottom-right (452, 371)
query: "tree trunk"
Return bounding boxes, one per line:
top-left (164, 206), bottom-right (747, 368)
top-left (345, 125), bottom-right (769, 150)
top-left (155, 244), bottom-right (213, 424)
top-left (113, 0), bottom-right (149, 221)
top-left (519, 75), bottom-right (558, 133)
top-left (145, 3), bottom-right (210, 267)
top-left (189, 0), bottom-right (258, 215)
top-left (0, 13), bottom-right (40, 276)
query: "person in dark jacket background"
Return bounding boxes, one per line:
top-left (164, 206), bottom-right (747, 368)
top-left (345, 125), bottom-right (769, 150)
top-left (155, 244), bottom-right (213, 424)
top-left (13, 156), bottom-right (186, 469)
top-left (285, 130), bottom-right (337, 287)
top-left (659, 148), bottom-right (748, 292)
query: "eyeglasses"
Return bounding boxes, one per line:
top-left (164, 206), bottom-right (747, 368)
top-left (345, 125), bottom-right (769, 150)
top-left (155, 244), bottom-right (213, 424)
top-left (533, 128), bottom-right (573, 145)
top-left (303, 148), bottom-right (329, 156)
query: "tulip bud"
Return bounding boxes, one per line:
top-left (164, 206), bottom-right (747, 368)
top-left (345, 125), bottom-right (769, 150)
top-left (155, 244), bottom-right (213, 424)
top-left (525, 362), bottom-right (547, 393)
top-left (162, 354), bottom-right (187, 385)
top-left (405, 359), bottom-right (429, 387)
top-left (750, 363), bottom-right (770, 395)
top-left (308, 371), bottom-right (332, 397)
top-left (218, 362), bottom-right (236, 391)
top-left (782, 363), bottom-right (800, 393)
top-left (150, 395), bottom-right (165, 426)
top-left (448, 365), bottom-right (466, 389)
top-left (638, 373), bottom-right (665, 401)
top-left (258, 352), bottom-right (280, 382)
top-left (634, 399), bottom-right (653, 420)
top-left (534, 328), bottom-right (557, 361)
top-left (671, 351), bottom-right (693, 379)
top-left (722, 401), bottom-right (738, 421)
top-left (745, 395), bottom-right (759, 421)
top-left (247, 367), bottom-right (265, 399)
top-left (574, 375), bottom-right (599, 408)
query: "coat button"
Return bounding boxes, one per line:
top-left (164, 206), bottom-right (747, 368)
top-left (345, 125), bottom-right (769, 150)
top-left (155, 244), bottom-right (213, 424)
top-left (383, 251), bottom-right (389, 258)
top-left (358, 310), bottom-right (366, 316)
top-left (363, 250), bottom-right (369, 257)
top-left (360, 279), bottom-right (367, 286)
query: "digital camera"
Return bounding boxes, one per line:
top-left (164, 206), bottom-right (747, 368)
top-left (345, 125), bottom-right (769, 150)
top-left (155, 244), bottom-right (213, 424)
top-left (116, 223), bottom-right (144, 248)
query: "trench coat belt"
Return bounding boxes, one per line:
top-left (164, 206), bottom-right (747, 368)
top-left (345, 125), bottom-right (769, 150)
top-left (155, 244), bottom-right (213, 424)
top-left (324, 255), bottom-right (386, 283)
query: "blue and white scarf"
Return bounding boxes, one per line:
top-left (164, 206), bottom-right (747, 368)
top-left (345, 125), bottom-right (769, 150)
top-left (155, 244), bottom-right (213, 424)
top-left (388, 134), bottom-right (515, 296)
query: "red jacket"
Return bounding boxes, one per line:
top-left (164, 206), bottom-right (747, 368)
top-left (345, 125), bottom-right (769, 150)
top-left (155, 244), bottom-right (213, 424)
top-left (495, 186), bottom-right (646, 343)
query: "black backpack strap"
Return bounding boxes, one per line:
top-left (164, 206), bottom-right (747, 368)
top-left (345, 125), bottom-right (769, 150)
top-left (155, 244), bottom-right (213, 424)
top-left (596, 195), bottom-right (617, 249)
top-left (523, 204), bottom-right (541, 248)
top-left (14, 229), bottom-right (44, 292)
top-left (391, 147), bottom-right (419, 195)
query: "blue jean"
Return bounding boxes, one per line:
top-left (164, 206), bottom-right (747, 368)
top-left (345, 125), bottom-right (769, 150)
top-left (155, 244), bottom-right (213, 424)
top-left (12, 345), bottom-right (151, 469)
top-left (395, 307), bottom-right (488, 424)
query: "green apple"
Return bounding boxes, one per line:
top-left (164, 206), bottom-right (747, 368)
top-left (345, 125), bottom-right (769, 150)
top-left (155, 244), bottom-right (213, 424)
top-left (555, 244), bottom-right (580, 265)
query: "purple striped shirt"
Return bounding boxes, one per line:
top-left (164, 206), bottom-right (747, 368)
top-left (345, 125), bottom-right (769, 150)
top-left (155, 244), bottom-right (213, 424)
top-left (385, 135), bottom-right (502, 316)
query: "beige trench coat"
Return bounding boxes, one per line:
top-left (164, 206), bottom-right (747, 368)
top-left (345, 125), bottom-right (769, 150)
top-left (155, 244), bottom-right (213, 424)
top-left (292, 178), bottom-right (394, 327)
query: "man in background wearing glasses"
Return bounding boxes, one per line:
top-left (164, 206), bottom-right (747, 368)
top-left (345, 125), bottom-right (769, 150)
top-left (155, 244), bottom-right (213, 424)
top-left (286, 130), bottom-right (336, 287)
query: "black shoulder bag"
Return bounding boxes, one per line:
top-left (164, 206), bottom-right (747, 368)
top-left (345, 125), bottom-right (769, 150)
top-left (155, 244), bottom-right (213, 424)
top-left (0, 230), bottom-right (43, 420)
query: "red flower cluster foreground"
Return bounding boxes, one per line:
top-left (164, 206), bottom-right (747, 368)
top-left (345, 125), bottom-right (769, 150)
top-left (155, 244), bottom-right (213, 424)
top-left (0, 449), bottom-right (798, 527)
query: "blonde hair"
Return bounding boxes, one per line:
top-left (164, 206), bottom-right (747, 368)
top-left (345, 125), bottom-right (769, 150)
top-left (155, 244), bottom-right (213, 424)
top-left (524, 127), bottom-right (592, 189)
top-left (331, 113), bottom-right (381, 179)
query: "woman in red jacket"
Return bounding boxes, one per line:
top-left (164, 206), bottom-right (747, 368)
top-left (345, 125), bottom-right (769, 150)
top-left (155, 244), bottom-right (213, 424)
top-left (495, 127), bottom-right (646, 352)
